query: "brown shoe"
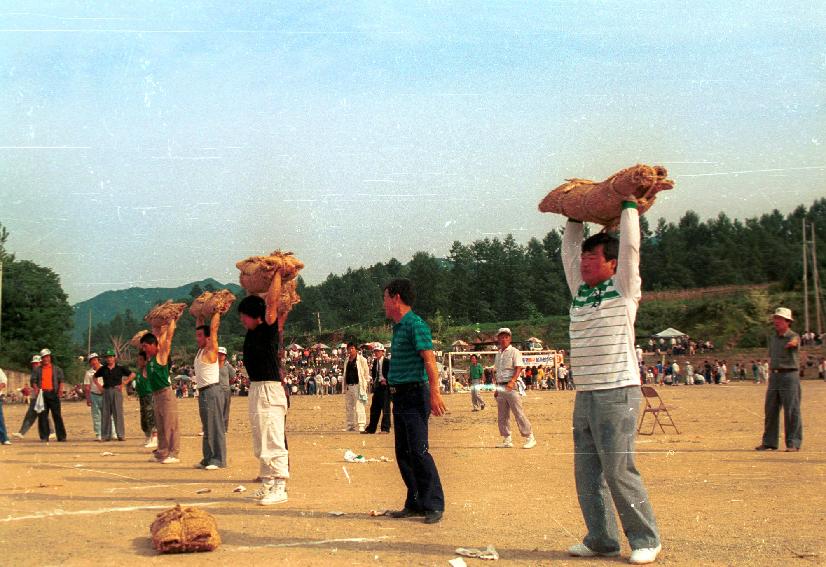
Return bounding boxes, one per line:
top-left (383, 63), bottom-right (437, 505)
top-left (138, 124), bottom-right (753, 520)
top-left (754, 445), bottom-right (777, 451)
top-left (785, 447), bottom-right (800, 452)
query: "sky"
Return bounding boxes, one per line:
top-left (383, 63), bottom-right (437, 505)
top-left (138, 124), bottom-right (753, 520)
top-left (1, 2), bottom-right (824, 304)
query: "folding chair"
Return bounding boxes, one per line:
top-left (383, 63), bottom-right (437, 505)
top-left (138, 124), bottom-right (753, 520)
top-left (638, 386), bottom-right (680, 435)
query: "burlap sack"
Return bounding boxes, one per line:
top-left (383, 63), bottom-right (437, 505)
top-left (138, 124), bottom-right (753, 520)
top-left (189, 292), bottom-right (214, 319)
top-left (236, 250), bottom-right (304, 294)
top-left (277, 278), bottom-right (301, 318)
top-left (538, 164), bottom-right (674, 228)
top-left (130, 330), bottom-right (149, 348)
top-left (145, 300), bottom-right (186, 328)
top-left (205, 289), bottom-right (236, 316)
top-left (150, 504), bottom-right (221, 553)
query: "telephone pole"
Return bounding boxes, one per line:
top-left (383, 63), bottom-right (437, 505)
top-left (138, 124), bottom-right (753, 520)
top-left (811, 223), bottom-right (824, 335)
top-left (803, 220), bottom-right (810, 334)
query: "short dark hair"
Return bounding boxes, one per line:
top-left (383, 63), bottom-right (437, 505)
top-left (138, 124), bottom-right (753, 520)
top-left (140, 333), bottom-right (158, 346)
top-left (581, 232), bottom-right (619, 262)
top-left (196, 324), bottom-right (210, 337)
top-left (137, 351), bottom-right (147, 360)
top-left (384, 278), bottom-right (415, 306)
top-left (238, 295), bottom-right (266, 320)
top-left (347, 342), bottom-right (356, 349)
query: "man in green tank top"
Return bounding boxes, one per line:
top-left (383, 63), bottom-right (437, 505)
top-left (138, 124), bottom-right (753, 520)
top-left (140, 319), bottom-right (180, 464)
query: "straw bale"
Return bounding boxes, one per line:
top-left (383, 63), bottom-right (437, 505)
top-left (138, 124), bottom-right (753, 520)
top-left (277, 278), bottom-right (301, 318)
top-left (204, 289), bottom-right (236, 316)
top-left (130, 330), bottom-right (149, 348)
top-left (189, 292), bottom-right (213, 319)
top-left (150, 504), bottom-right (221, 553)
top-left (236, 250), bottom-right (304, 294)
top-left (145, 300), bottom-right (186, 328)
top-left (538, 164), bottom-right (674, 228)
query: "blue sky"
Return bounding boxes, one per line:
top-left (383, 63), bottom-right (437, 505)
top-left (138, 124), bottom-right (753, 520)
top-left (1, 2), bottom-right (824, 303)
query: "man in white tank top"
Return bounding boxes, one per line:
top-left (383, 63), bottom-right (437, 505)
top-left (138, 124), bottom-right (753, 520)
top-left (194, 311), bottom-right (227, 469)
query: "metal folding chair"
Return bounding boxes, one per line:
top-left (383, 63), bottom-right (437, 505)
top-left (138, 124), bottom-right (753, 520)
top-left (638, 386), bottom-right (680, 435)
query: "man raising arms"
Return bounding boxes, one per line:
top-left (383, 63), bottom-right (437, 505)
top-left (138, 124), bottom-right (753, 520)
top-left (140, 320), bottom-right (180, 464)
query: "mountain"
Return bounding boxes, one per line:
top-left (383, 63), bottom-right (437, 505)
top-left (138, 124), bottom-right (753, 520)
top-left (71, 278), bottom-right (244, 343)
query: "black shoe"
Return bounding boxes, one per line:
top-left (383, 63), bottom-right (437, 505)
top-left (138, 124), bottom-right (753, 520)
top-left (361, 430), bottom-right (375, 435)
top-left (423, 510), bottom-right (443, 524)
top-left (389, 508), bottom-right (424, 518)
top-left (754, 445), bottom-right (777, 451)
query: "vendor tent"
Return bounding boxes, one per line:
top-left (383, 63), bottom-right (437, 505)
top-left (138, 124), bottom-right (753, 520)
top-left (653, 328), bottom-right (687, 338)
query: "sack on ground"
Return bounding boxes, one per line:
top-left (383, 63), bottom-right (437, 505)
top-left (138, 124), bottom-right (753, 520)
top-left (150, 504), bottom-right (221, 553)
top-left (538, 163), bottom-right (674, 228)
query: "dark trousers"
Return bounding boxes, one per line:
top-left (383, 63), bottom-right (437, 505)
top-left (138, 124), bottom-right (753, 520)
top-left (366, 385), bottom-right (391, 433)
top-left (222, 387), bottom-right (231, 431)
top-left (19, 396), bottom-right (49, 436)
top-left (139, 394), bottom-right (155, 437)
top-left (391, 383), bottom-right (444, 513)
top-left (198, 385), bottom-right (227, 467)
top-left (0, 398), bottom-right (8, 443)
top-left (762, 371), bottom-right (803, 449)
top-left (38, 391), bottom-right (66, 441)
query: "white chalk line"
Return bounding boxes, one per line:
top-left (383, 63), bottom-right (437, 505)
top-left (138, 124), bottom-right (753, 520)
top-left (1, 502), bottom-right (217, 523)
top-left (225, 536), bottom-right (390, 551)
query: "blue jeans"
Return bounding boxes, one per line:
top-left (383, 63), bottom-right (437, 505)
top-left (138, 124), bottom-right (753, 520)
top-left (391, 382), bottom-right (444, 513)
top-left (0, 398), bottom-right (8, 443)
top-left (573, 387), bottom-right (659, 552)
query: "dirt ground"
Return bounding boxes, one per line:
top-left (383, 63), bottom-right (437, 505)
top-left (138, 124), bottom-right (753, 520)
top-left (1, 379), bottom-right (824, 567)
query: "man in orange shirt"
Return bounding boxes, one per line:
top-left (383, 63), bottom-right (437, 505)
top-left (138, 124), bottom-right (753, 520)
top-left (31, 348), bottom-right (67, 442)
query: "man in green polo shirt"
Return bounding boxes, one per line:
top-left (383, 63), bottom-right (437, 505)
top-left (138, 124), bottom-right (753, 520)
top-left (382, 278), bottom-right (446, 525)
top-left (468, 354), bottom-right (485, 411)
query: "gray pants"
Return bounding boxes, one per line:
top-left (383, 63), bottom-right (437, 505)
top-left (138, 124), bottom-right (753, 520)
top-left (762, 371), bottom-right (803, 449)
top-left (198, 385), bottom-right (227, 467)
top-left (573, 387), bottom-right (660, 553)
top-left (101, 388), bottom-right (125, 440)
top-left (470, 381), bottom-right (485, 410)
top-left (496, 387), bottom-right (532, 438)
top-left (222, 387), bottom-right (231, 431)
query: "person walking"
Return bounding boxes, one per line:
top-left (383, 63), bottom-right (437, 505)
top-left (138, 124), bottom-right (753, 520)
top-left (469, 354), bottom-right (486, 411)
top-left (561, 199), bottom-right (661, 564)
top-left (755, 307), bottom-right (803, 452)
top-left (382, 278), bottom-right (446, 524)
top-left (13, 355), bottom-right (54, 440)
top-left (493, 328), bottom-right (536, 449)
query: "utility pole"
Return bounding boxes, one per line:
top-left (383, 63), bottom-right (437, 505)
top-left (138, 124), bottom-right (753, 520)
top-left (87, 309), bottom-right (92, 355)
top-left (811, 224), bottom-right (824, 336)
top-left (315, 312), bottom-right (322, 334)
top-left (803, 219), bottom-right (810, 334)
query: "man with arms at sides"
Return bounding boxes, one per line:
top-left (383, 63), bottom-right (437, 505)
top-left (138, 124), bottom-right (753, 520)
top-left (94, 349), bottom-right (135, 441)
top-left (83, 353), bottom-right (107, 441)
top-left (133, 351), bottom-right (158, 449)
top-left (493, 328), bottom-right (536, 449)
top-left (363, 343), bottom-right (391, 434)
top-left (343, 342), bottom-right (369, 432)
top-left (562, 199), bottom-right (661, 564)
top-left (468, 354), bottom-right (485, 411)
top-left (239, 278), bottom-right (289, 505)
top-left (194, 311), bottom-right (227, 469)
top-left (217, 346), bottom-right (235, 432)
top-left (140, 321), bottom-right (180, 464)
top-left (382, 278), bottom-right (446, 524)
top-left (31, 348), bottom-right (67, 442)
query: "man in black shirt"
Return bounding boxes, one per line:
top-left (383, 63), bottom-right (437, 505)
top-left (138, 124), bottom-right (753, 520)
top-left (363, 343), bottom-right (391, 434)
top-left (94, 348), bottom-right (135, 441)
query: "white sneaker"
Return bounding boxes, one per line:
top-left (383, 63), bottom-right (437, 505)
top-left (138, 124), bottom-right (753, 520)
top-left (629, 545), bottom-right (661, 564)
top-left (49, 433), bottom-right (56, 440)
top-left (2, 441), bottom-right (11, 445)
top-left (523, 434), bottom-right (537, 449)
top-left (144, 437), bottom-right (158, 449)
top-left (252, 481), bottom-right (273, 500)
top-left (496, 436), bottom-right (513, 448)
top-left (258, 479), bottom-right (288, 505)
top-left (204, 464), bottom-right (219, 470)
top-left (12, 432), bottom-right (23, 439)
top-left (161, 456), bottom-right (180, 464)
top-left (568, 543), bottom-right (620, 558)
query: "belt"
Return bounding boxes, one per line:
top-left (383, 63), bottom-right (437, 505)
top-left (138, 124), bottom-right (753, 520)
top-left (771, 368), bottom-right (797, 373)
top-left (198, 383), bottom-right (217, 391)
top-left (389, 381), bottom-right (426, 394)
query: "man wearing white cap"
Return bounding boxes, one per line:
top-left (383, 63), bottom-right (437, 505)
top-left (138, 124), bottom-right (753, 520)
top-left (13, 355), bottom-right (52, 439)
top-left (363, 343), bottom-right (391, 434)
top-left (217, 346), bottom-right (236, 431)
top-left (31, 348), bottom-right (67, 442)
top-left (493, 328), bottom-right (536, 449)
top-left (83, 353), bottom-right (106, 440)
top-left (755, 307), bottom-right (803, 452)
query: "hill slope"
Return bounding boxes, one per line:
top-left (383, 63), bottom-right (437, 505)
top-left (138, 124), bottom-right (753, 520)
top-left (71, 278), bottom-right (243, 342)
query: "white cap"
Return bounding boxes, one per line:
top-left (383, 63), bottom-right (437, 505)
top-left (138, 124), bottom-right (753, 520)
top-left (218, 347), bottom-right (227, 355)
top-left (31, 355), bottom-right (42, 363)
top-left (87, 352), bottom-right (99, 361)
top-left (39, 348), bottom-right (51, 357)
top-left (373, 343), bottom-right (386, 352)
top-left (496, 327), bottom-right (512, 336)
top-left (773, 307), bottom-right (793, 321)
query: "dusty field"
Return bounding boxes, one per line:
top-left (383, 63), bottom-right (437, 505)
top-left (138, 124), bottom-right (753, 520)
top-left (1, 380), bottom-right (825, 567)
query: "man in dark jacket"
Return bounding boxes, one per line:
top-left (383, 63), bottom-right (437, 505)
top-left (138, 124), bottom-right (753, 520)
top-left (30, 348), bottom-right (67, 442)
top-left (363, 343), bottom-right (391, 434)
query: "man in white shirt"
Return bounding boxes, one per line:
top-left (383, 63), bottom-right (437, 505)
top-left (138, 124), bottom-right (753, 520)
top-left (342, 343), bottom-right (369, 432)
top-left (194, 311), bottom-right (226, 469)
top-left (493, 328), bottom-right (536, 449)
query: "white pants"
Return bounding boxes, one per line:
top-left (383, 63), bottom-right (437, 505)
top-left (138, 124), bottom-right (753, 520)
top-left (345, 384), bottom-right (366, 431)
top-left (249, 381), bottom-right (289, 479)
